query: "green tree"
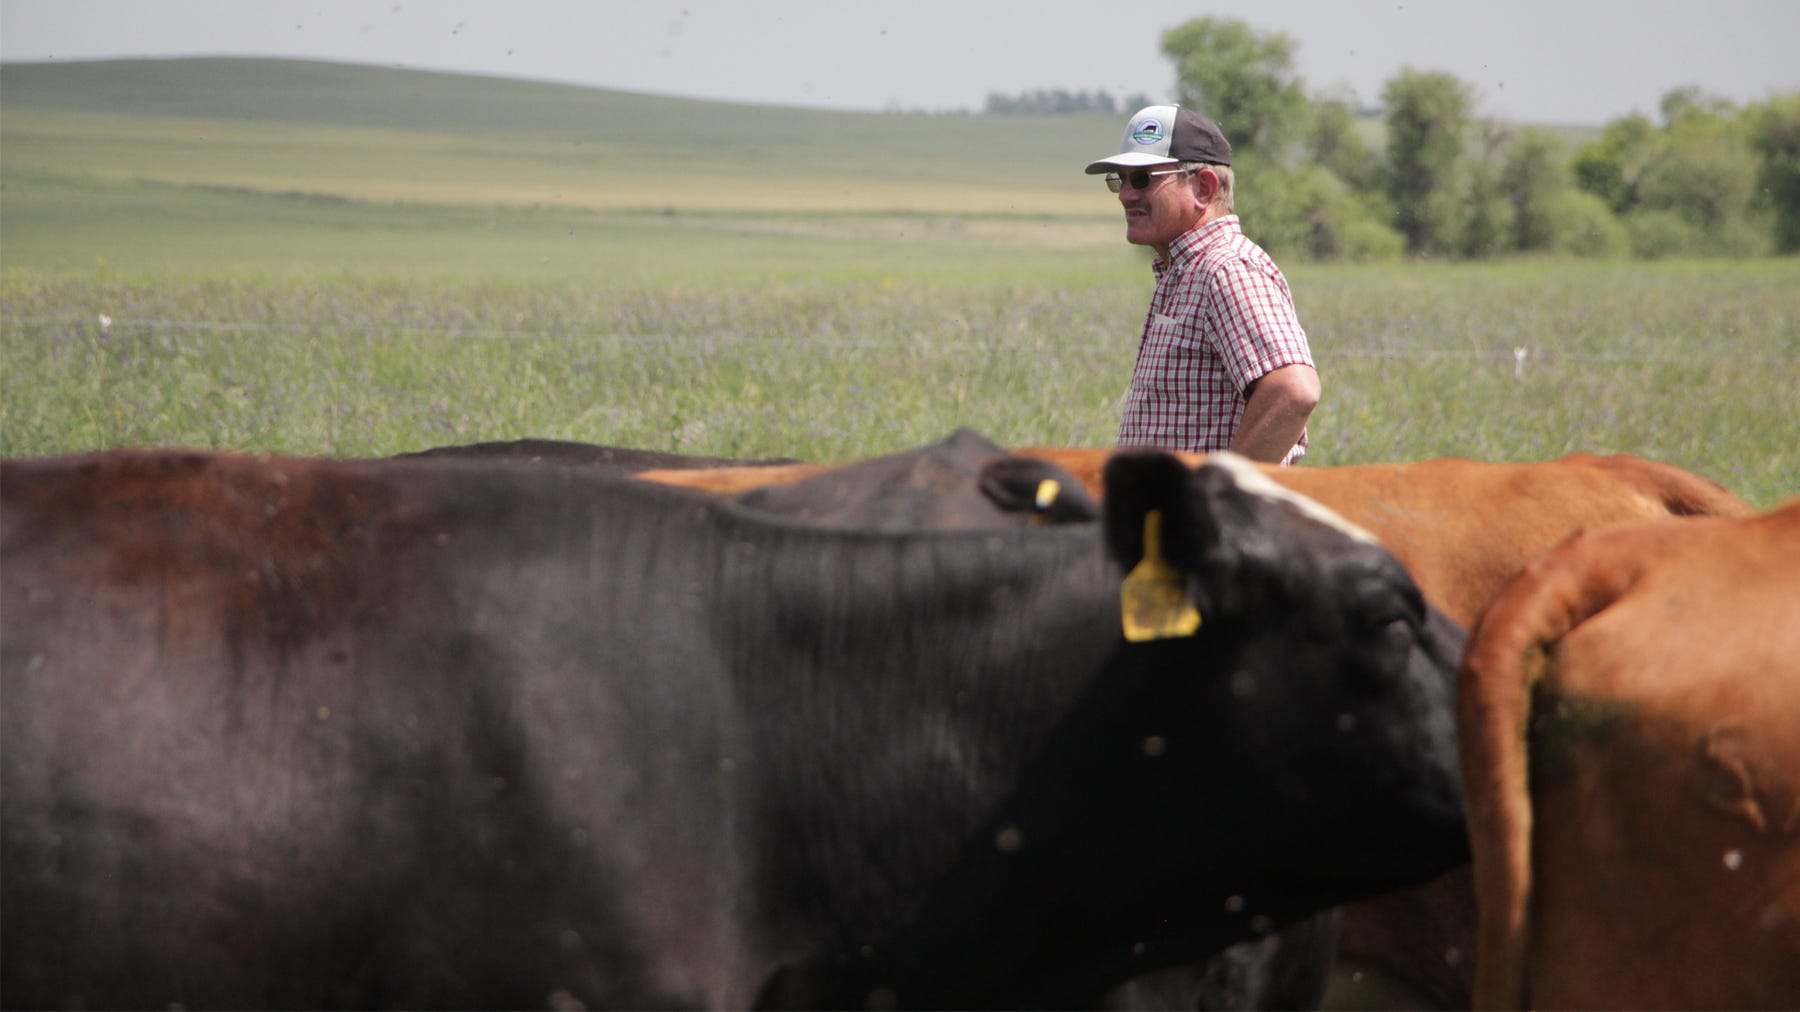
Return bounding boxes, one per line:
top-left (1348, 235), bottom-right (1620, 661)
top-left (1381, 68), bottom-right (1476, 255)
top-left (1244, 159), bottom-right (1404, 262)
top-left (1160, 17), bottom-right (1310, 158)
top-left (1572, 113), bottom-right (1655, 213)
top-left (1457, 159), bottom-right (1506, 257)
top-left (1745, 92), bottom-right (1800, 252)
top-left (1546, 188), bottom-right (1631, 258)
top-left (1452, 122), bottom-right (1514, 257)
top-left (1499, 128), bottom-right (1570, 253)
top-left (1494, 130), bottom-right (1627, 257)
top-left (1659, 85), bottom-right (1736, 126)
top-left (1629, 94), bottom-right (1764, 256)
top-left (1308, 94), bottom-right (1384, 195)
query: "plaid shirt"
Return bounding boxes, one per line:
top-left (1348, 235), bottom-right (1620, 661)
top-left (1116, 216), bottom-right (1314, 464)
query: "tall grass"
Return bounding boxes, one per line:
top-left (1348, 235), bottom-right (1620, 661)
top-left (4, 260), bottom-right (1795, 508)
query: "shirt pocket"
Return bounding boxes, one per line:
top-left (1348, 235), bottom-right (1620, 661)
top-left (1136, 313), bottom-right (1202, 390)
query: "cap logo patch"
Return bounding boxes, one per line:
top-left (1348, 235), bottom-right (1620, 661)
top-left (1131, 119), bottom-right (1166, 145)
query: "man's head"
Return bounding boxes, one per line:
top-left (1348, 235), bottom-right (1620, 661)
top-left (1086, 105), bottom-right (1234, 256)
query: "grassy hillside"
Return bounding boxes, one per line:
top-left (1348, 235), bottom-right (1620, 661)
top-left (0, 58), bottom-right (1139, 278)
top-left (0, 58), bottom-right (1118, 214)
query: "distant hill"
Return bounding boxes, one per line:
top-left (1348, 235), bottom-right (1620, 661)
top-left (0, 56), bottom-right (1604, 277)
top-left (0, 56), bottom-right (1144, 277)
top-left (0, 57), bottom-right (1121, 182)
top-left (5, 56), bottom-right (837, 139)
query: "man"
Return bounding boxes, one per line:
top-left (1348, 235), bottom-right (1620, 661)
top-left (1087, 105), bottom-right (1320, 465)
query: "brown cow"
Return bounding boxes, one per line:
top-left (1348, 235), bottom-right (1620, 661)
top-left (1458, 496), bottom-right (1800, 1010)
top-left (643, 441), bottom-right (1756, 1007)
top-left (648, 446), bottom-right (1753, 629)
top-left (640, 459), bottom-right (827, 491)
top-left (1015, 450), bottom-right (1750, 627)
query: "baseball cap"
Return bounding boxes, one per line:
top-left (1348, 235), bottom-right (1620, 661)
top-left (1084, 104), bottom-right (1233, 173)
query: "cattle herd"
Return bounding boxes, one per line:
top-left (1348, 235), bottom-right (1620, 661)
top-left (1, 428), bottom-right (1793, 1010)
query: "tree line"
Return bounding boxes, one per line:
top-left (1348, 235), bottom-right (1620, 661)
top-left (983, 88), bottom-right (1157, 116)
top-left (1005, 17), bottom-right (1800, 261)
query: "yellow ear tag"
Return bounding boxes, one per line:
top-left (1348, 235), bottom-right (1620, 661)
top-left (1030, 479), bottom-right (1061, 524)
top-left (1120, 509), bottom-right (1203, 642)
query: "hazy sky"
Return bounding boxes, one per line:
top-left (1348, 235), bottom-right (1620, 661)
top-left (4, 0), bottom-right (1797, 126)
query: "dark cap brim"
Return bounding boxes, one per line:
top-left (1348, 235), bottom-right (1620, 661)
top-left (1083, 152), bottom-right (1181, 174)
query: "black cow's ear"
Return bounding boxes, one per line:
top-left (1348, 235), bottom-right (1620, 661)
top-left (1107, 453), bottom-right (1288, 586)
top-left (978, 457), bottom-right (1101, 524)
top-left (1103, 450), bottom-right (1216, 567)
top-left (1104, 451), bottom-right (1219, 640)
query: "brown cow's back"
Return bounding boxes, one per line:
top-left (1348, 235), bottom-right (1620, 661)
top-left (636, 460), bottom-right (829, 492)
top-left (1016, 450), bottom-right (1754, 628)
top-left (1459, 497), bottom-right (1800, 1009)
top-left (648, 450), bottom-right (1752, 624)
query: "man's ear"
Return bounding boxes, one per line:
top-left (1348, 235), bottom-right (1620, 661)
top-left (1191, 166), bottom-right (1220, 207)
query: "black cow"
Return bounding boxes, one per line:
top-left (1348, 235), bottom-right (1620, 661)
top-left (389, 437), bottom-right (801, 470)
top-left (415, 431), bottom-right (1329, 1011)
top-left (1, 446), bottom-right (1466, 1009)
top-left (729, 428), bottom-right (1099, 530)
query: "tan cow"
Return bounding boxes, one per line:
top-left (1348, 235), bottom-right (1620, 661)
top-left (1458, 496), bottom-right (1800, 1010)
top-left (642, 445), bottom-right (1756, 1007)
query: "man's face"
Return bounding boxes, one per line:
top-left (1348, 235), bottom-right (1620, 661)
top-left (1116, 167), bottom-right (1206, 255)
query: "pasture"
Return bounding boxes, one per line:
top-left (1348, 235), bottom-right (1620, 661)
top-left (1, 59), bottom-right (1795, 508)
top-left (6, 254), bottom-right (1794, 508)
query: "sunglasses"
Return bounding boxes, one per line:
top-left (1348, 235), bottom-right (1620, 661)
top-left (1104, 167), bottom-right (1195, 193)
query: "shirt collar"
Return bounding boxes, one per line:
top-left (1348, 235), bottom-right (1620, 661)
top-left (1155, 214), bottom-right (1242, 272)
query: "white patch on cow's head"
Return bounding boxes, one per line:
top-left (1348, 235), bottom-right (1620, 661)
top-left (1208, 453), bottom-right (1379, 545)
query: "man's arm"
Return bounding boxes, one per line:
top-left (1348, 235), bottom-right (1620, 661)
top-left (1229, 363), bottom-right (1320, 464)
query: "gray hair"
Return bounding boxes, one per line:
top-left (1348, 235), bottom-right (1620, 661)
top-left (1183, 161), bottom-right (1234, 214)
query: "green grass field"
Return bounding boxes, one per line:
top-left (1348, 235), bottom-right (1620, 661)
top-left (3, 59), bottom-right (1796, 508)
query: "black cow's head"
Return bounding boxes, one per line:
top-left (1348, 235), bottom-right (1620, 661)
top-left (1098, 449), bottom-right (1468, 913)
top-left (878, 450), bottom-right (1470, 1007)
top-left (764, 450), bottom-right (1470, 1009)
